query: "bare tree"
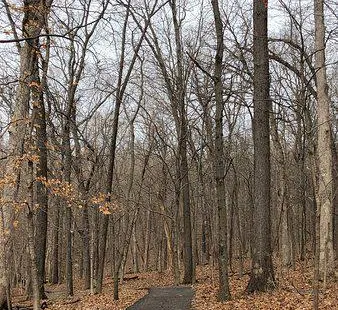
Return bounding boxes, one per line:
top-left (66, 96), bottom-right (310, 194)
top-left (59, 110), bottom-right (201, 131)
top-left (0, 0), bottom-right (51, 307)
top-left (246, 0), bottom-right (276, 293)
top-left (211, 0), bottom-right (231, 301)
top-left (314, 0), bottom-right (334, 284)
top-left (95, 0), bottom-right (163, 298)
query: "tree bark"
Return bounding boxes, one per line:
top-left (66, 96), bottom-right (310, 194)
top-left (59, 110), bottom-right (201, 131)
top-left (82, 206), bottom-right (91, 289)
top-left (28, 161), bottom-right (40, 310)
top-left (63, 111), bottom-right (74, 297)
top-left (246, 0), bottom-right (276, 293)
top-left (333, 141), bottom-right (338, 258)
top-left (0, 200), bottom-right (9, 309)
top-left (211, 0), bottom-right (231, 301)
top-left (32, 42), bottom-right (49, 302)
top-left (0, 0), bottom-right (49, 306)
top-left (143, 210), bottom-right (151, 271)
top-left (169, 0), bottom-right (194, 284)
top-left (314, 0), bottom-right (335, 279)
top-left (51, 205), bottom-right (59, 284)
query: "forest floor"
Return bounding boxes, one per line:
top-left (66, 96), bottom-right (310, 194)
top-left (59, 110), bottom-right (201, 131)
top-left (12, 258), bottom-right (337, 309)
top-left (126, 286), bottom-right (194, 309)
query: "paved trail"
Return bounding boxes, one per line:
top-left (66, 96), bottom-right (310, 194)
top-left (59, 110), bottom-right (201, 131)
top-left (127, 286), bottom-right (194, 310)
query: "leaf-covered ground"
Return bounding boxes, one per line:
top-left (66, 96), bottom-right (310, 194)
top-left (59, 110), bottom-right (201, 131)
top-left (12, 271), bottom-right (172, 310)
top-left (192, 260), bottom-right (337, 309)
top-left (45, 271), bottom-right (174, 310)
top-left (12, 259), bottom-right (337, 309)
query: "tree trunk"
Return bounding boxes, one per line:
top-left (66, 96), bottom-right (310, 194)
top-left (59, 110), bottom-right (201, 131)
top-left (314, 0), bottom-right (335, 279)
top-left (143, 210), bottom-right (151, 271)
top-left (211, 0), bottom-right (231, 301)
top-left (27, 160), bottom-right (40, 310)
top-left (246, 0), bottom-right (276, 293)
top-left (180, 124), bottom-right (194, 285)
top-left (65, 207), bottom-right (73, 297)
top-left (169, 0), bottom-right (194, 284)
top-left (51, 206), bottom-right (60, 284)
top-left (0, 202), bottom-right (9, 309)
top-left (82, 206), bottom-right (91, 289)
top-left (332, 141), bottom-right (338, 258)
top-left (27, 210), bottom-right (40, 310)
top-left (313, 197), bottom-right (320, 310)
top-left (0, 0), bottom-right (49, 306)
top-left (131, 226), bottom-right (139, 273)
top-left (63, 88), bottom-right (74, 297)
top-left (32, 46), bottom-right (49, 301)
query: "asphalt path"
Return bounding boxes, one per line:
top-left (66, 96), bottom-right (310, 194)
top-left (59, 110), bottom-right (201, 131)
top-left (127, 286), bottom-right (194, 310)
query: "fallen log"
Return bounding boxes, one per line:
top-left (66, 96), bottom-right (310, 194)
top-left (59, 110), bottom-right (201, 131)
top-left (13, 300), bottom-right (48, 310)
top-left (123, 275), bottom-right (139, 281)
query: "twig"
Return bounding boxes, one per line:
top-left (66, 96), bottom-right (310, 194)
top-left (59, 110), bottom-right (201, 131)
top-left (186, 52), bottom-right (214, 81)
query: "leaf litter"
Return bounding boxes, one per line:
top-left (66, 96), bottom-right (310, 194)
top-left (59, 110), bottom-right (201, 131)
top-left (12, 259), bottom-right (337, 309)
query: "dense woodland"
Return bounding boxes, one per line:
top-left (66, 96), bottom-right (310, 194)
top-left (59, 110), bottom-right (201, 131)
top-left (0, 0), bottom-right (337, 309)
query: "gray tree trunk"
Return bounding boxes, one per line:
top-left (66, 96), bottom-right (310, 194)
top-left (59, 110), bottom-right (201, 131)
top-left (0, 0), bottom-right (49, 306)
top-left (314, 0), bottom-right (335, 280)
top-left (332, 142), bottom-right (338, 258)
top-left (169, 0), bottom-right (194, 284)
top-left (211, 0), bottom-right (231, 301)
top-left (63, 103), bottom-right (74, 297)
top-left (27, 161), bottom-right (41, 310)
top-left (32, 43), bottom-right (49, 301)
top-left (246, 0), bottom-right (276, 293)
top-left (51, 205), bottom-right (60, 284)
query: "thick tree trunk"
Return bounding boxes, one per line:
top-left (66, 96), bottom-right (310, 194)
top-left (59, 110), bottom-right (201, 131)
top-left (169, 0), bottom-right (194, 284)
top-left (314, 0), bottom-right (335, 279)
top-left (246, 0), bottom-right (276, 293)
top-left (211, 0), bottom-right (231, 301)
top-left (0, 0), bottom-right (49, 306)
top-left (32, 50), bottom-right (49, 301)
